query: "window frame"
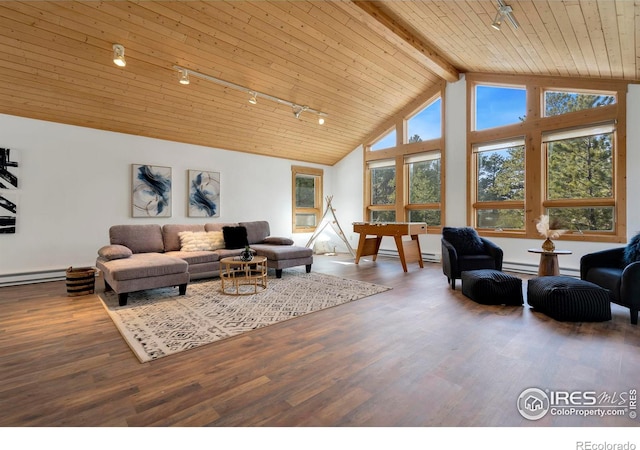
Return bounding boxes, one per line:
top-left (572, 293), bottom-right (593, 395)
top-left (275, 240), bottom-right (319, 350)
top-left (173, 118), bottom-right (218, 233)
top-left (291, 165), bottom-right (323, 233)
top-left (363, 84), bottom-right (446, 230)
top-left (467, 73), bottom-right (628, 243)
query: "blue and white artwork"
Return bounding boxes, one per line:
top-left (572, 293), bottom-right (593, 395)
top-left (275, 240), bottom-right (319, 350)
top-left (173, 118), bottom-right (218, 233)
top-left (0, 192), bottom-right (16, 234)
top-left (0, 148), bottom-right (18, 190)
top-left (132, 164), bottom-right (172, 217)
top-left (188, 169), bottom-right (220, 217)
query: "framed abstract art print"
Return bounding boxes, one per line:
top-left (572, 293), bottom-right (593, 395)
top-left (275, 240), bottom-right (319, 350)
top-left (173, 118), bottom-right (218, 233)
top-left (132, 164), bottom-right (172, 217)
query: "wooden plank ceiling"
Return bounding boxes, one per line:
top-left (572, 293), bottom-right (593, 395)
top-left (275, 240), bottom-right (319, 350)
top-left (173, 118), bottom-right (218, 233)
top-left (0, 1), bottom-right (638, 166)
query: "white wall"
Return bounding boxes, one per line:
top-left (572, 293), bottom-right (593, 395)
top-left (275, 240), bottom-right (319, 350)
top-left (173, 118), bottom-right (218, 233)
top-left (0, 114), bottom-right (330, 285)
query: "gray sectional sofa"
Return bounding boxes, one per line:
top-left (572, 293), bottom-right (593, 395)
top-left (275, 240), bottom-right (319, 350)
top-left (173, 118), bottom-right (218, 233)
top-left (96, 220), bottom-right (313, 306)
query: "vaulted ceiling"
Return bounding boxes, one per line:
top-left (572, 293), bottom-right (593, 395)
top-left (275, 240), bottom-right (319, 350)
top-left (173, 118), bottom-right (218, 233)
top-left (0, 1), bottom-right (638, 165)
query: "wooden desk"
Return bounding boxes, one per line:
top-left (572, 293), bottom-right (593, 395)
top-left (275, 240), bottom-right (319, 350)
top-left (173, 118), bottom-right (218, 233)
top-left (527, 248), bottom-right (572, 276)
top-left (353, 222), bottom-right (427, 272)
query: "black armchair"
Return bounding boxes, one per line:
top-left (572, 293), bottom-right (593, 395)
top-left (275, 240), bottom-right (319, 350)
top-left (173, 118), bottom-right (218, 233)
top-left (441, 227), bottom-right (504, 289)
top-left (580, 247), bottom-right (640, 325)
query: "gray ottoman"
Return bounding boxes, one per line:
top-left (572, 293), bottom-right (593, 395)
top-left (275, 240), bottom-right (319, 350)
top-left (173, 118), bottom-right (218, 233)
top-left (461, 269), bottom-right (523, 305)
top-left (527, 276), bottom-right (611, 322)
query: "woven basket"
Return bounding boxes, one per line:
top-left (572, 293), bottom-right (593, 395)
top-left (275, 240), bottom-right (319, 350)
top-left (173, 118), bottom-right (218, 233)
top-left (66, 266), bottom-right (97, 297)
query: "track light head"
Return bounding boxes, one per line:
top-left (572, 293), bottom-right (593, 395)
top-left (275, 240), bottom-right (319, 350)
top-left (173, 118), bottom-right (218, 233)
top-left (318, 116), bottom-right (325, 125)
top-left (491, 12), bottom-right (502, 30)
top-left (112, 44), bottom-right (126, 67)
top-left (292, 105), bottom-right (308, 119)
top-left (179, 69), bottom-right (190, 85)
top-left (248, 91), bottom-right (257, 105)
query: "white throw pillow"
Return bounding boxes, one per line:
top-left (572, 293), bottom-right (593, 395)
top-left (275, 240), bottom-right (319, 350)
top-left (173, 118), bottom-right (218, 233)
top-left (178, 231), bottom-right (225, 252)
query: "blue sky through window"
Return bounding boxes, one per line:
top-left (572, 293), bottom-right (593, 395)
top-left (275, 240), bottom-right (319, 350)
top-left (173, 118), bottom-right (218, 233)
top-left (371, 129), bottom-right (396, 150)
top-left (476, 85), bottom-right (526, 130)
top-left (408, 98), bottom-right (441, 141)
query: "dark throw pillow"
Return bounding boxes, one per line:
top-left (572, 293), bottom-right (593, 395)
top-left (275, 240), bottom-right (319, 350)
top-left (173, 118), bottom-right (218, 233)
top-left (442, 227), bottom-right (486, 255)
top-left (623, 232), bottom-right (640, 265)
top-left (222, 226), bottom-right (249, 249)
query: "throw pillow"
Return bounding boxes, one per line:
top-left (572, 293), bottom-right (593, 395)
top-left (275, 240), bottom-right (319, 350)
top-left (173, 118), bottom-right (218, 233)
top-left (98, 244), bottom-right (132, 260)
top-left (442, 227), bottom-right (486, 255)
top-left (262, 236), bottom-right (294, 245)
top-left (178, 231), bottom-right (225, 252)
top-left (222, 226), bottom-right (249, 249)
top-left (623, 232), bottom-right (640, 265)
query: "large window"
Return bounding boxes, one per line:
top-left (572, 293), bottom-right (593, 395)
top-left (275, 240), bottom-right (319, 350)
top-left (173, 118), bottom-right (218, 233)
top-left (368, 160), bottom-right (396, 222)
top-left (468, 74), bottom-right (627, 243)
top-left (544, 124), bottom-right (615, 232)
top-left (473, 139), bottom-right (525, 230)
top-left (364, 88), bottom-right (445, 228)
top-left (406, 153), bottom-right (441, 226)
top-left (292, 166), bottom-right (323, 233)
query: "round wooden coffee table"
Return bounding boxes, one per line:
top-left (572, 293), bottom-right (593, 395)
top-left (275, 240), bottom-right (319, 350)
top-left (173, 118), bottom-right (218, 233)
top-left (220, 255), bottom-right (267, 295)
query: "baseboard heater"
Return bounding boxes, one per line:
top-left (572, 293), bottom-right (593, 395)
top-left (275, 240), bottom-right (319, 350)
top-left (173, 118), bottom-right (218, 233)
top-left (376, 249), bottom-right (580, 277)
top-left (0, 268), bottom-right (69, 287)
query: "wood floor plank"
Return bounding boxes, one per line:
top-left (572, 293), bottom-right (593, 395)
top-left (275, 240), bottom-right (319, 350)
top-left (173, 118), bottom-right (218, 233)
top-left (1, 255), bottom-right (639, 427)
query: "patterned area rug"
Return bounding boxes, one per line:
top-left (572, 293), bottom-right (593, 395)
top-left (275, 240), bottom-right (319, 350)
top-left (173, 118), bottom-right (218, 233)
top-left (99, 270), bottom-right (391, 363)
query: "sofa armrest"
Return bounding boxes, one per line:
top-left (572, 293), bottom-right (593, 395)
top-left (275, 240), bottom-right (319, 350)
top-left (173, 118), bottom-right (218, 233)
top-left (441, 238), bottom-right (458, 276)
top-left (580, 247), bottom-right (625, 279)
top-left (621, 261), bottom-right (640, 309)
top-left (481, 238), bottom-right (504, 270)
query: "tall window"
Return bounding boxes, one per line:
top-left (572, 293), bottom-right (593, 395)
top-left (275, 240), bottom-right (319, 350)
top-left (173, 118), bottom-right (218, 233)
top-left (364, 88), bottom-right (445, 228)
top-left (473, 139), bottom-right (525, 230)
top-left (406, 153), bottom-right (441, 226)
top-left (292, 166), bottom-right (323, 233)
top-left (368, 160), bottom-right (396, 222)
top-left (468, 74), bottom-right (627, 243)
top-left (544, 124), bottom-right (615, 232)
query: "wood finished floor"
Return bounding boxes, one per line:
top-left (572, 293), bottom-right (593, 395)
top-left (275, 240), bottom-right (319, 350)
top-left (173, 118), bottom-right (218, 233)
top-left (1, 254), bottom-right (639, 427)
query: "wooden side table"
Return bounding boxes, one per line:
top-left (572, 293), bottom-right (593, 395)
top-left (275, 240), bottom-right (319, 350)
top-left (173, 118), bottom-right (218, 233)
top-left (527, 248), bottom-right (572, 276)
top-left (220, 255), bottom-right (268, 295)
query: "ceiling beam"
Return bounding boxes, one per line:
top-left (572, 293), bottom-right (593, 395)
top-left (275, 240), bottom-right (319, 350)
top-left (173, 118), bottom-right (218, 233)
top-left (347, 1), bottom-right (460, 83)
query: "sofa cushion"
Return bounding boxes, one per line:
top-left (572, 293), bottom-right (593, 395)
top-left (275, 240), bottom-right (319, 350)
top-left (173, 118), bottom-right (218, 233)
top-left (262, 236), bottom-right (294, 245)
top-left (178, 231), bottom-right (225, 251)
top-left (98, 244), bottom-right (132, 261)
top-left (239, 221), bottom-right (270, 245)
top-left (251, 244), bottom-right (312, 261)
top-left (623, 232), bottom-right (640, 265)
top-left (442, 227), bottom-right (485, 255)
top-left (109, 224), bottom-right (164, 254)
top-left (222, 226), bottom-right (248, 249)
top-left (165, 250), bottom-right (220, 265)
top-left (97, 253), bottom-right (187, 281)
top-left (162, 224), bottom-right (205, 251)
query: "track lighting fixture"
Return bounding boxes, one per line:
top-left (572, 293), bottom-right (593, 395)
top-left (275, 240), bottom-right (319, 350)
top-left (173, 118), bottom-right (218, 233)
top-left (112, 44), bottom-right (126, 67)
top-left (292, 105), bottom-right (308, 119)
top-left (173, 65), bottom-right (328, 124)
top-left (491, 0), bottom-right (519, 31)
top-left (179, 69), bottom-right (190, 85)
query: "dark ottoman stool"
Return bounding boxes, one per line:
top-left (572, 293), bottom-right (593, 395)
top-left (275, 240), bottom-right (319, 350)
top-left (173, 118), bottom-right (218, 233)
top-left (461, 269), bottom-right (523, 305)
top-left (527, 276), bottom-right (611, 322)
